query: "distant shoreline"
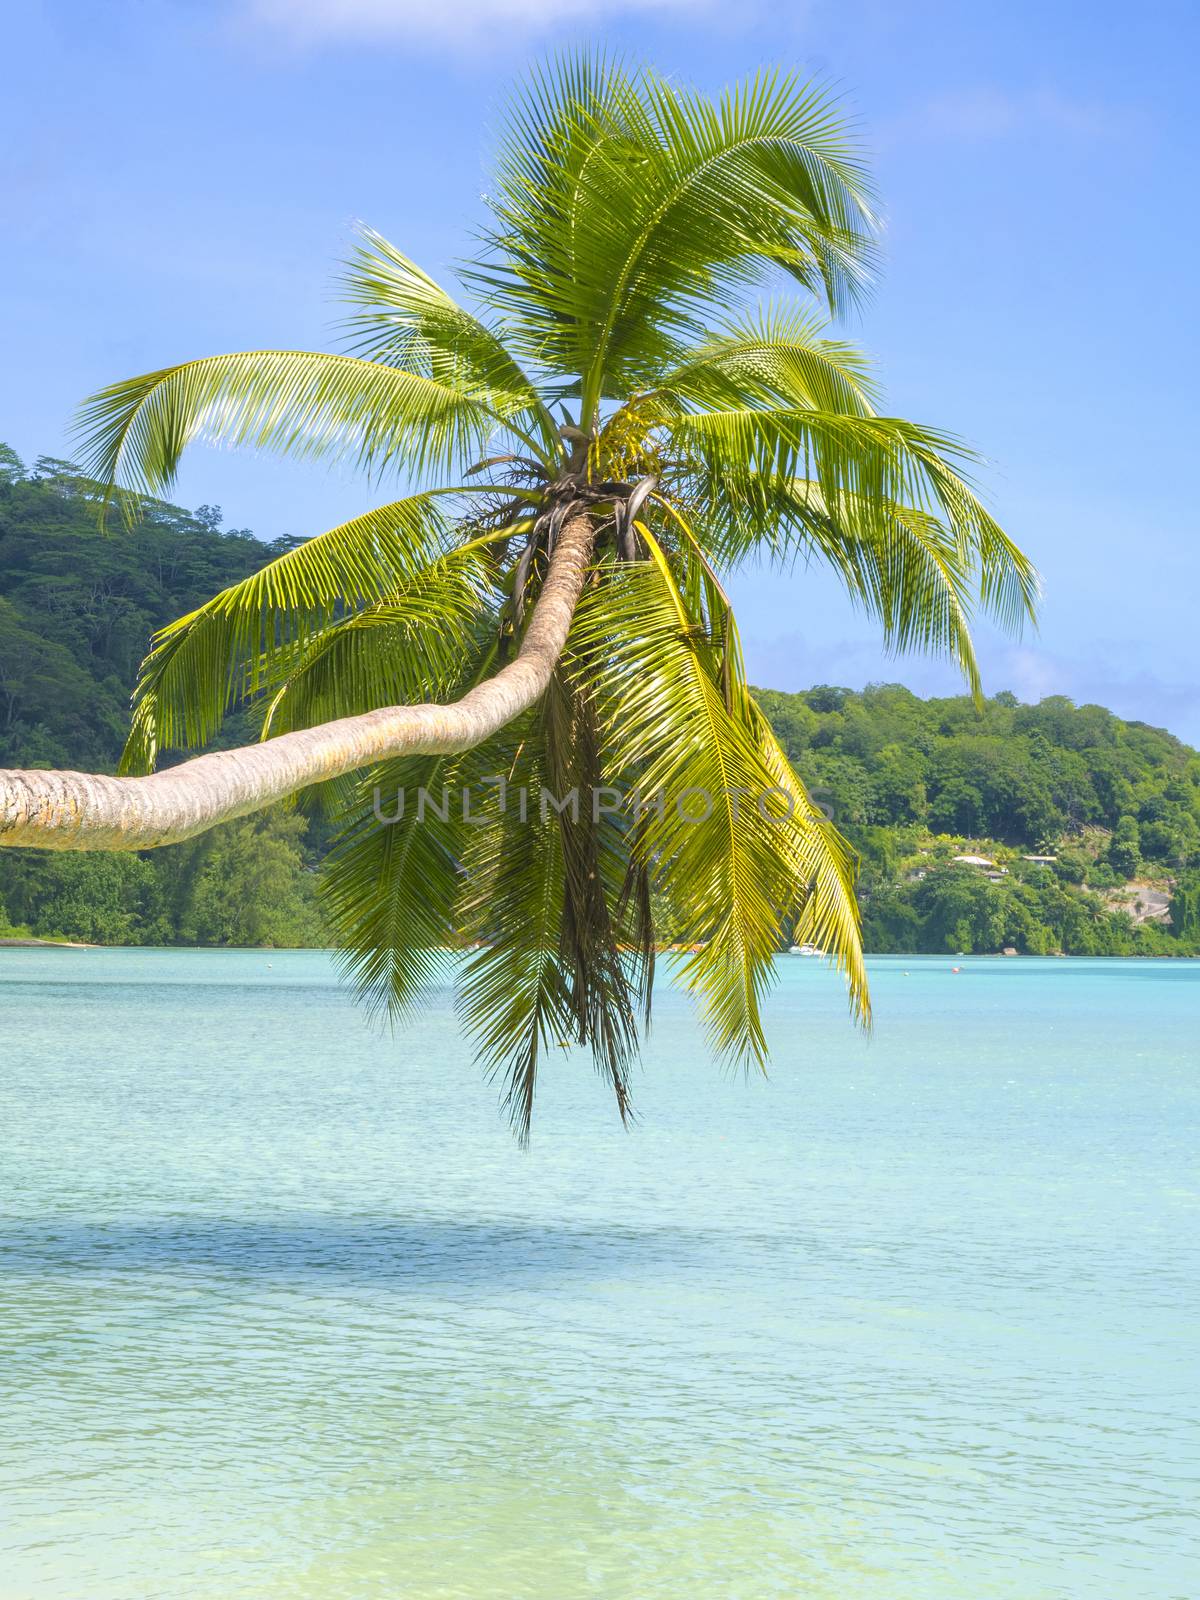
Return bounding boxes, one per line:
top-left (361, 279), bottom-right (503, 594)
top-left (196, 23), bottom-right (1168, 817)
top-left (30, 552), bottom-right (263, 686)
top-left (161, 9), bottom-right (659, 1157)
top-left (0, 936), bottom-right (97, 949)
top-left (2, 941), bottom-right (1196, 960)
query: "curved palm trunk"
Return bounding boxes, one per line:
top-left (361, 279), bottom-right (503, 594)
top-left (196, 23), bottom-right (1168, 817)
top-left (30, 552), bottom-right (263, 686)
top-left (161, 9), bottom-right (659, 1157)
top-left (0, 514), bottom-right (595, 852)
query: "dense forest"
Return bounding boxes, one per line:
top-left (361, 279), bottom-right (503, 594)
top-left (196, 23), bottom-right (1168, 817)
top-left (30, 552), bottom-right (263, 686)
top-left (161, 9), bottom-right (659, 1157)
top-left (2, 446), bottom-right (1198, 954)
top-left (0, 448), bottom-right (325, 946)
top-left (757, 686), bottom-right (1200, 955)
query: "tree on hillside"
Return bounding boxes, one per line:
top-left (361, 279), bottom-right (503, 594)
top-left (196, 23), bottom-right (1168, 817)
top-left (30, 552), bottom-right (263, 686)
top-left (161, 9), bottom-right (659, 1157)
top-left (0, 59), bottom-right (1038, 1133)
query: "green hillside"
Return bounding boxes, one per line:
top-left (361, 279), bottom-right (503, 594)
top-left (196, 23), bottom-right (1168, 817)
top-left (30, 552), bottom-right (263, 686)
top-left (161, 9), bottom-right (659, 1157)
top-left (755, 685), bottom-right (1199, 955)
top-left (2, 446), bottom-right (1197, 954)
top-left (0, 448), bottom-right (325, 946)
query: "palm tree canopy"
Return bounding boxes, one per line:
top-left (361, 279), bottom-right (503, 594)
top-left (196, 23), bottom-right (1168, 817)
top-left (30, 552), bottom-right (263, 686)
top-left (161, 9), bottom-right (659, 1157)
top-left (9, 56), bottom-right (1039, 1137)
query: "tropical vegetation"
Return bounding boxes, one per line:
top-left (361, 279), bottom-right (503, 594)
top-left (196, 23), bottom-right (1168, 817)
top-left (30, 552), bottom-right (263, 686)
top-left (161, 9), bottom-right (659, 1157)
top-left (757, 683), bottom-right (1200, 956)
top-left (0, 61), bottom-right (1042, 1133)
top-left (4, 459), bottom-right (1197, 959)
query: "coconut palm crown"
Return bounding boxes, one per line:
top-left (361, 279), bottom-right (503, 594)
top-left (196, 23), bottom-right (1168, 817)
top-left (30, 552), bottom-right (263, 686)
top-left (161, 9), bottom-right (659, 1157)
top-left (0, 58), bottom-right (1038, 1136)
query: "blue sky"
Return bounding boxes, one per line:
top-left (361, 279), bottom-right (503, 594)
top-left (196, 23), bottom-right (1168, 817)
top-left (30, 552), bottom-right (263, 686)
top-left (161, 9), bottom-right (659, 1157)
top-left (4, 0), bottom-right (1198, 738)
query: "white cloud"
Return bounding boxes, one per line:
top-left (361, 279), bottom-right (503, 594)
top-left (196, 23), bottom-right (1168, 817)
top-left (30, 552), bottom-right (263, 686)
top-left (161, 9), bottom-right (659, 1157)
top-left (740, 625), bottom-right (1199, 745)
top-left (899, 85), bottom-right (1135, 143)
top-left (996, 644), bottom-right (1198, 740)
top-left (243, 0), bottom-right (706, 47)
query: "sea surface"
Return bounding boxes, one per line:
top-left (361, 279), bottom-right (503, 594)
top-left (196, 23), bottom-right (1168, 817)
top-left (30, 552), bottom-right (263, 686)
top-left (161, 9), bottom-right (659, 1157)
top-left (0, 949), bottom-right (1196, 1599)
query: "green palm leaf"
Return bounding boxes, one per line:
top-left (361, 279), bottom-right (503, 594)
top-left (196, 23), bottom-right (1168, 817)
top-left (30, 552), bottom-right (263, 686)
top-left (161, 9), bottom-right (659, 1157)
top-left (577, 69), bottom-right (878, 408)
top-left (120, 493), bottom-right (465, 771)
top-left (479, 57), bottom-right (877, 404)
top-left (668, 407), bottom-right (1040, 631)
top-left (569, 547), bottom-right (867, 1066)
top-left (740, 692), bottom-right (869, 1019)
top-left (321, 748), bottom-right (474, 1023)
top-left (260, 550), bottom-right (497, 737)
top-left (456, 676), bottom-right (650, 1141)
top-left (648, 305), bottom-right (880, 416)
top-left (338, 225), bottom-right (558, 456)
top-left (75, 350), bottom-right (503, 509)
top-left (319, 621), bottom-right (512, 1026)
top-left (455, 711), bottom-right (575, 1141)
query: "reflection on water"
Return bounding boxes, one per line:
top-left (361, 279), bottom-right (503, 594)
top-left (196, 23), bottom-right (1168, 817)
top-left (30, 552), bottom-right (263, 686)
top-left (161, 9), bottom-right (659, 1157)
top-left (0, 1215), bottom-right (699, 1280)
top-left (1, 950), bottom-right (1196, 1598)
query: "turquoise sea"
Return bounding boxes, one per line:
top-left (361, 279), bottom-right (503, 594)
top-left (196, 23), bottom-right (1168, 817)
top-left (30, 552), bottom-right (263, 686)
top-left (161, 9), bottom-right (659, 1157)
top-left (0, 949), bottom-right (1196, 1599)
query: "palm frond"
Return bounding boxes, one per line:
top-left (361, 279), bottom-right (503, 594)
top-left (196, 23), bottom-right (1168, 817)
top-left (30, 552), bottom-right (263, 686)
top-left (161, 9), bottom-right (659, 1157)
top-left (322, 751), bottom-right (472, 1022)
top-left (646, 304), bottom-right (880, 416)
top-left (539, 668), bottom-right (644, 1121)
top-left (667, 407), bottom-right (1040, 635)
top-left (476, 56), bottom-right (877, 404)
top-left (338, 225), bottom-right (558, 456)
top-left (739, 692), bottom-right (870, 1024)
top-left (455, 711), bottom-right (575, 1142)
top-left (261, 558), bottom-right (496, 738)
top-left (455, 675), bottom-right (652, 1141)
top-left (120, 493), bottom-right (466, 771)
top-left (579, 69), bottom-right (878, 407)
top-left (569, 547), bottom-right (866, 1067)
top-left (672, 484), bottom-right (985, 699)
top-left (320, 637), bottom-right (502, 1021)
top-left (75, 350), bottom-right (503, 510)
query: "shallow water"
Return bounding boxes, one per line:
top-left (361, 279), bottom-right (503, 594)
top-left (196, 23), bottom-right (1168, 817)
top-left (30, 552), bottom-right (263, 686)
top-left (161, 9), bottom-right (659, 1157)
top-left (0, 949), bottom-right (1196, 1599)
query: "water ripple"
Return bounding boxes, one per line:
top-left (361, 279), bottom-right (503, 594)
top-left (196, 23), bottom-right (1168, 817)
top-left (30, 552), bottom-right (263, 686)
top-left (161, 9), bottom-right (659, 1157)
top-left (1, 950), bottom-right (1196, 1598)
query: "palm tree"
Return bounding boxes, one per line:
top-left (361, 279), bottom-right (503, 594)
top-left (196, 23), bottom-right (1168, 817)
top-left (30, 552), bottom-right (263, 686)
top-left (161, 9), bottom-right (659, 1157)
top-left (0, 58), bottom-right (1037, 1135)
